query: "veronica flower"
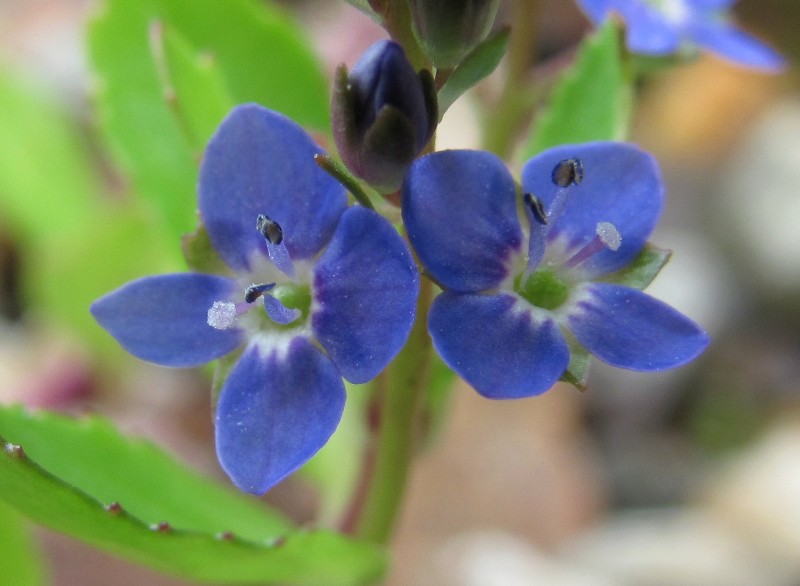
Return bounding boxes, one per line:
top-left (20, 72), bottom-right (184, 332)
top-left (402, 143), bottom-right (708, 399)
top-left (577, 0), bottom-right (785, 71)
top-left (92, 104), bottom-right (419, 493)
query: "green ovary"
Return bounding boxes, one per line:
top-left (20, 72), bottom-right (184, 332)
top-left (272, 283), bottom-right (312, 319)
top-left (517, 270), bottom-right (569, 310)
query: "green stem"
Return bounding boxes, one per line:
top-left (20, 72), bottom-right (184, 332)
top-left (314, 154), bottom-right (375, 210)
top-left (348, 277), bottom-right (434, 543)
top-left (481, 0), bottom-right (540, 158)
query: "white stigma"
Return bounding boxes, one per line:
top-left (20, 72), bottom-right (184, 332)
top-left (596, 221), bottom-right (622, 251)
top-left (207, 301), bottom-right (237, 330)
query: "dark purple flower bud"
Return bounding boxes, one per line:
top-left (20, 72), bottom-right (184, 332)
top-left (409, 0), bottom-right (500, 69)
top-left (332, 40), bottom-right (437, 193)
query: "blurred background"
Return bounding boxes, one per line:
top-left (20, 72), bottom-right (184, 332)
top-left (0, 0), bottom-right (798, 584)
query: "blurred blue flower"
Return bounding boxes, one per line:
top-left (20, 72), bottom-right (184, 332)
top-left (578, 0), bottom-right (785, 71)
top-left (403, 143), bottom-right (708, 399)
top-left (92, 104), bottom-right (419, 494)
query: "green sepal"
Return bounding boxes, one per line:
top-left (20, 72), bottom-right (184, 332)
top-left (560, 339), bottom-right (592, 390)
top-left (211, 348), bottom-right (244, 408)
top-left (0, 406), bottom-right (387, 585)
top-left (360, 105), bottom-right (418, 193)
top-left (523, 19), bottom-right (631, 158)
top-left (181, 222), bottom-right (231, 276)
top-left (437, 27), bottom-right (510, 119)
top-left (600, 243), bottom-right (672, 290)
top-left (419, 68), bottom-right (439, 138)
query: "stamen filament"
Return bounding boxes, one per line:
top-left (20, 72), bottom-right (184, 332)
top-left (563, 221), bottom-right (622, 270)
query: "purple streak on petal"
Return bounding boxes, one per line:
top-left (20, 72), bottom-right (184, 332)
top-left (199, 104), bottom-right (347, 271)
top-left (428, 292), bottom-right (569, 399)
top-left (91, 274), bottom-right (243, 367)
top-left (263, 295), bottom-right (301, 325)
top-left (313, 206), bottom-right (419, 384)
top-left (521, 142), bottom-right (663, 277)
top-left (690, 21), bottom-right (786, 72)
top-left (403, 150), bottom-right (523, 293)
top-left (568, 283), bottom-right (709, 371)
top-left (215, 338), bottom-right (346, 494)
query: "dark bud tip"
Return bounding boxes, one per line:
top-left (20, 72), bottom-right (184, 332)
top-left (151, 521), bottom-right (172, 533)
top-left (523, 192), bottom-right (548, 225)
top-left (256, 214), bottom-right (283, 245)
top-left (552, 158), bottom-right (584, 188)
top-left (216, 531), bottom-right (235, 541)
top-left (3, 443), bottom-right (26, 459)
top-left (104, 502), bottom-right (124, 515)
top-left (244, 282), bottom-right (275, 304)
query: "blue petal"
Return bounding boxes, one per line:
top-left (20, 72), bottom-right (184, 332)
top-left (428, 292), bottom-right (570, 399)
top-left (521, 142), bottom-right (663, 277)
top-left (263, 295), bottom-right (301, 325)
top-left (199, 104), bottom-right (347, 271)
top-left (215, 337), bottom-right (346, 494)
top-left (403, 150), bottom-right (523, 293)
top-left (313, 206), bottom-right (419, 383)
top-left (689, 21), bottom-right (786, 72)
top-left (684, 0), bottom-right (734, 9)
top-left (567, 283), bottom-right (709, 371)
top-left (91, 274), bottom-right (243, 367)
top-left (615, 0), bottom-right (681, 54)
top-left (575, 0), bottom-right (614, 23)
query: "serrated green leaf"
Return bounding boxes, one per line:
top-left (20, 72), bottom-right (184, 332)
top-left (156, 23), bottom-right (236, 152)
top-left (523, 20), bottom-right (631, 158)
top-left (0, 406), bottom-right (387, 585)
top-left (438, 27), bottom-right (510, 118)
top-left (0, 69), bottom-right (98, 240)
top-left (87, 0), bottom-right (329, 238)
top-left (0, 499), bottom-right (45, 586)
top-left (600, 243), bottom-right (671, 290)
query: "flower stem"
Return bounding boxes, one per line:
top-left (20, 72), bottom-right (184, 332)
top-left (345, 277), bottom-right (434, 544)
top-left (481, 0), bottom-right (540, 158)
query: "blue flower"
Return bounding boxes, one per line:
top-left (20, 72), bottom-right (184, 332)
top-left (92, 104), bottom-right (419, 493)
top-left (402, 143), bottom-right (708, 399)
top-left (578, 0), bottom-right (785, 71)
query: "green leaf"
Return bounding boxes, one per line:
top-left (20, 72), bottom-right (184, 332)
top-left (0, 406), bottom-right (387, 585)
top-left (600, 243), bottom-right (672, 290)
top-left (0, 499), bottom-right (45, 586)
top-left (155, 23), bottom-right (236, 152)
top-left (438, 27), bottom-right (510, 119)
top-left (24, 204), bottom-right (179, 360)
top-left (0, 69), bottom-right (99, 241)
top-left (87, 0), bottom-right (329, 238)
top-left (523, 20), bottom-right (631, 158)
